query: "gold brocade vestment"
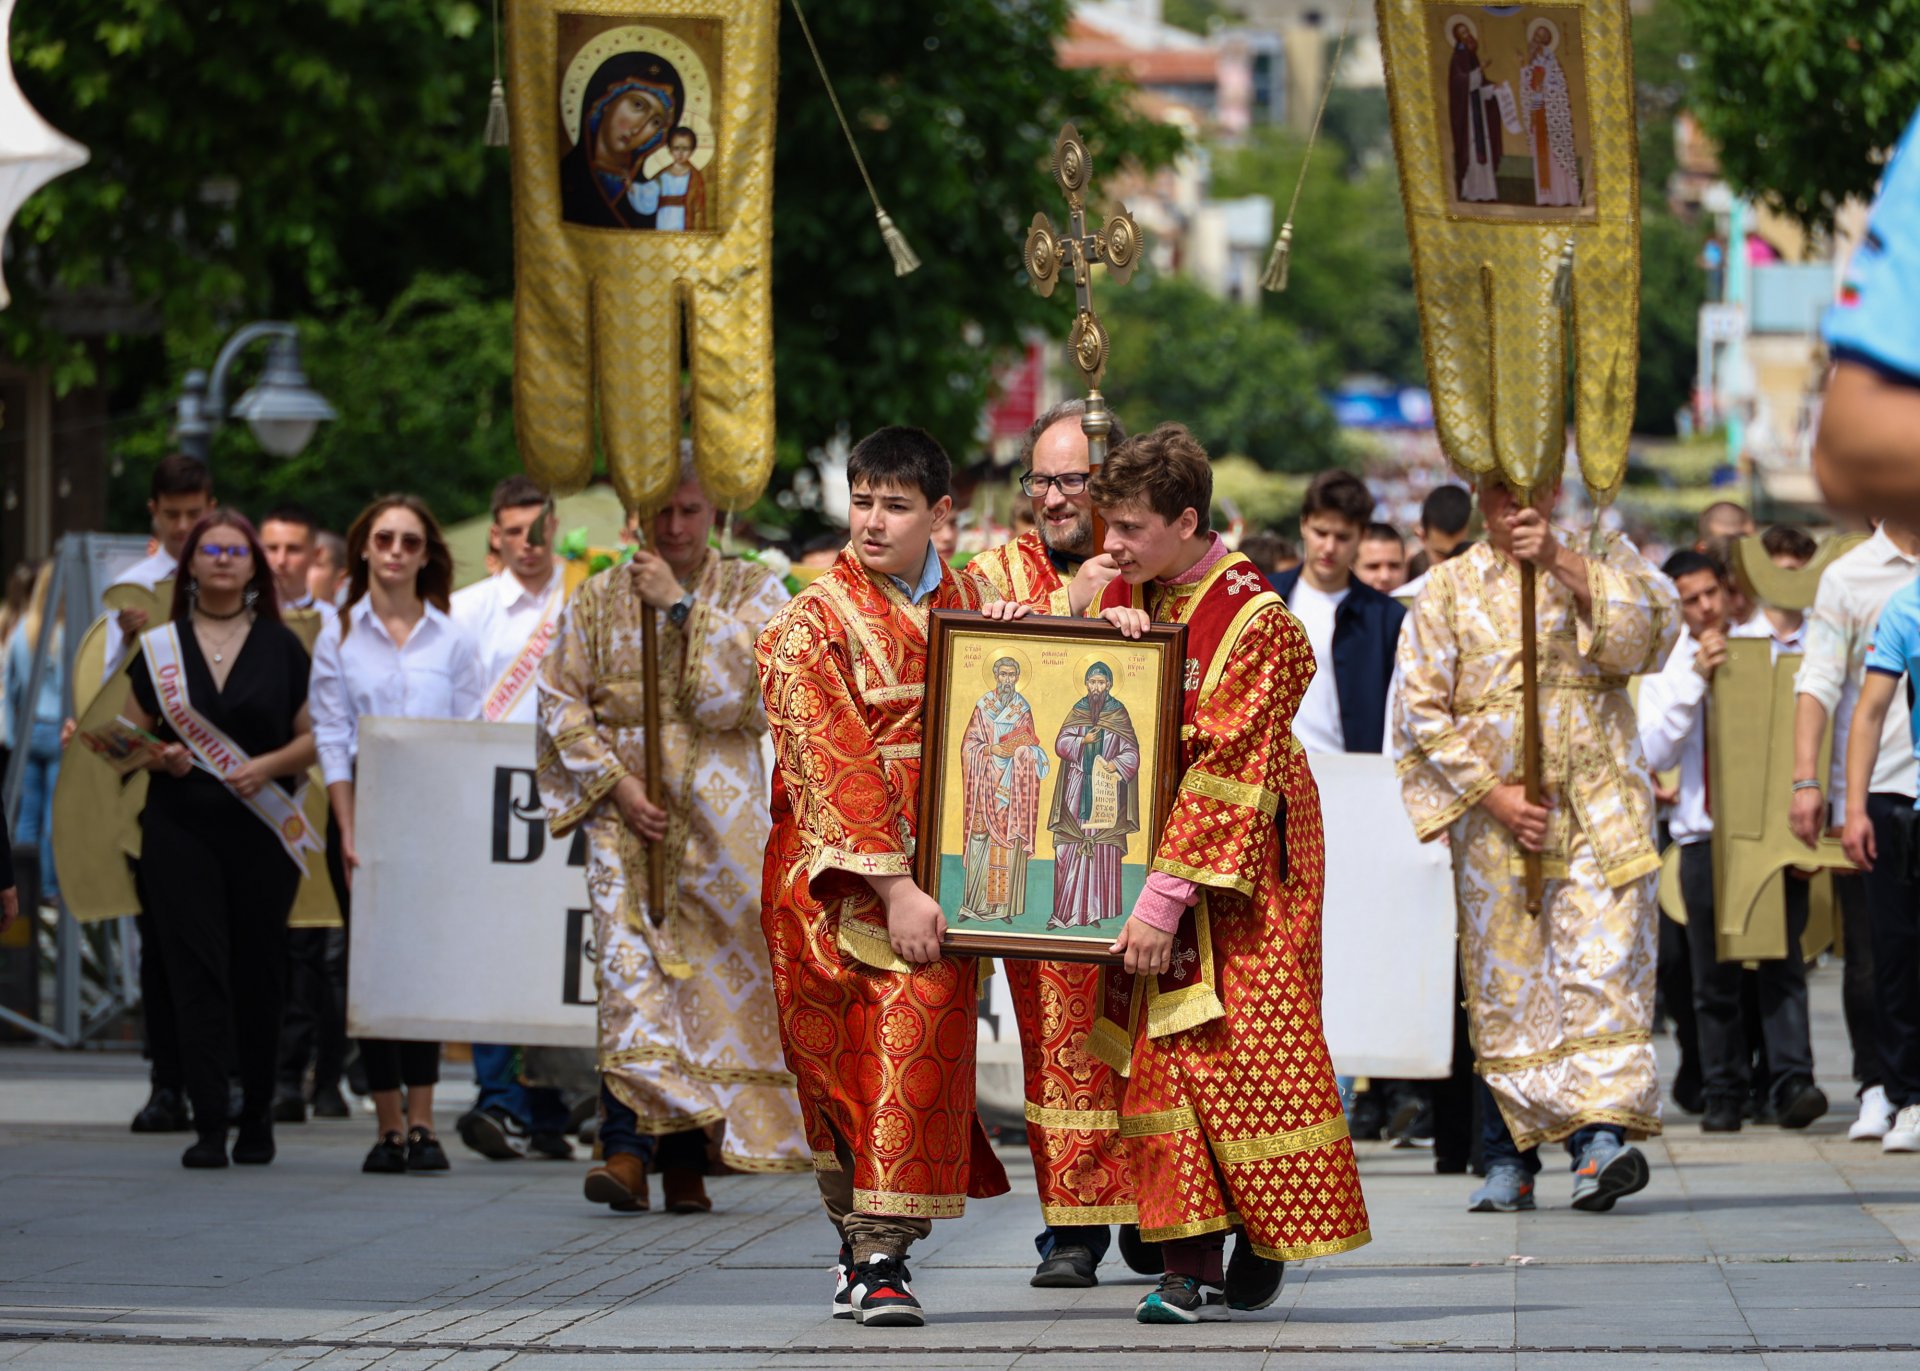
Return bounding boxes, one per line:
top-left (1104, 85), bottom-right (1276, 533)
top-left (962, 531), bottom-right (1138, 1227)
top-left (536, 550), bottom-right (808, 1172)
top-left (1394, 537), bottom-right (1680, 1148)
top-left (1094, 551), bottom-right (1371, 1261)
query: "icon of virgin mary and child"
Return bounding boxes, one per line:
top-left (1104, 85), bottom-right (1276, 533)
top-left (560, 51), bottom-right (710, 231)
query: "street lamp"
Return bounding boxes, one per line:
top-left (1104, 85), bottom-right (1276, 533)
top-left (172, 321), bottom-right (336, 462)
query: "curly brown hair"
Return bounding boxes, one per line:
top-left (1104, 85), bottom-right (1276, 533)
top-left (1088, 421), bottom-right (1212, 527)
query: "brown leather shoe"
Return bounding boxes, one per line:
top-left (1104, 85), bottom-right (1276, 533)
top-left (661, 1166), bottom-right (712, 1213)
top-left (583, 1153), bottom-right (649, 1212)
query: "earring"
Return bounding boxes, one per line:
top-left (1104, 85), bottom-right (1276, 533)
top-left (187, 579), bottom-right (199, 603)
top-left (243, 585), bottom-right (259, 610)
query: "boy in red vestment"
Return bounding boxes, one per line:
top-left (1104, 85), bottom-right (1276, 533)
top-left (755, 427), bottom-right (1009, 1329)
top-left (1090, 423), bottom-right (1370, 1323)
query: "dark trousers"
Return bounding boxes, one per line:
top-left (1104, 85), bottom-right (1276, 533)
top-left (1834, 872), bottom-right (1884, 1092)
top-left (1678, 841), bottom-right (1814, 1102)
top-left (1658, 908), bottom-right (1700, 1080)
top-left (329, 813), bottom-right (438, 1091)
top-left (1431, 967), bottom-right (1481, 1174)
top-left (132, 862), bottom-right (182, 1092)
top-left (278, 926), bottom-right (348, 1096)
top-left (1478, 1078), bottom-right (1620, 1176)
top-left (141, 797), bottom-right (301, 1135)
top-left (597, 1081), bottom-right (706, 1167)
top-left (473, 1043), bottom-right (570, 1134)
top-left (1865, 793), bottom-right (1920, 1108)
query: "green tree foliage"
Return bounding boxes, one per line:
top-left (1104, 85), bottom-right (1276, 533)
top-left (1209, 124), bottom-right (1422, 386)
top-left (8, 2), bottom-right (1178, 532)
top-left (1633, 1), bottom-right (1709, 435)
top-left (1675, 0), bottom-right (1920, 230)
top-left (1102, 273), bottom-right (1343, 473)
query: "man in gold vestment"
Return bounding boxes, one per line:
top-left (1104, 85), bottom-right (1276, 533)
top-left (964, 400), bottom-right (1142, 1289)
top-left (538, 464), bottom-right (808, 1216)
top-left (1394, 475), bottom-right (1679, 1214)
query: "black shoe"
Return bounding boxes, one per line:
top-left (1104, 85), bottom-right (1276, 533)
top-left (1117, 1223), bottom-right (1165, 1275)
top-left (362, 1132), bottom-right (408, 1174)
top-left (529, 1130), bottom-right (576, 1161)
top-left (232, 1121), bottom-right (276, 1165)
top-left (310, 1084), bottom-right (351, 1119)
top-left (456, 1105), bottom-right (526, 1160)
top-left (406, 1126), bottom-right (450, 1172)
top-left (1774, 1076), bottom-right (1829, 1130)
top-left (1031, 1243), bottom-right (1098, 1288)
top-left (849, 1256), bottom-right (923, 1327)
top-left (1223, 1237), bottom-right (1284, 1311)
top-left (1702, 1096), bottom-right (1743, 1132)
top-left (831, 1243), bottom-right (855, 1319)
top-left (132, 1086), bottom-right (192, 1134)
top-left (1135, 1273), bottom-right (1228, 1324)
top-left (271, 1086), bottom-right (308, 1124)
top-left (182, 1134), bottom-right (229, 1169)
top-left (1745, 1089), bottom-right (1777, 1126)
top-left (1348, 1091), bottom-right (1386, 1142)
top-left (1672, 1060), bottom-right (1705, 1116)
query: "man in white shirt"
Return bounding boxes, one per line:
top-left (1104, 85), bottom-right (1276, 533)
top-left (258, 504), bottom-right (346, 1126)
top-left (1639, 539), bottom-right (1825, 1135)
top-left (106, 455), bottom-right (213, 1136)
top-left (1789, 520), bottom-right (1920, 1141)
top-left (448, 476), bottom-right (574, 1162)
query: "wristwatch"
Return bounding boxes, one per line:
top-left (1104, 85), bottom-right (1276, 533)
top-left (667, 591), bottom-right (695, 628)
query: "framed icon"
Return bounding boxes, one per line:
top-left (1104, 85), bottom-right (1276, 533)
top-left (917, 610), bottom-right (1186, 963)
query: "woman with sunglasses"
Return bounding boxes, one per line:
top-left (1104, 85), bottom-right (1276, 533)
top-left (310, 495), bottom-right (483, 1174)
top-left (120, 511), bottom-right (321, 1169)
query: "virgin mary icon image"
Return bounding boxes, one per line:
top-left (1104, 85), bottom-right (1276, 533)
top-left (557, 25), bottom-right (719, 232)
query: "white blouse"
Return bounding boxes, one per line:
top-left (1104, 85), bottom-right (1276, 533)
top-left (310, 598), bottom-right (484, 785)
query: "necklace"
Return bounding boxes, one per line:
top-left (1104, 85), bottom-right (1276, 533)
top-left (195, 611), bottom-right (252, 664)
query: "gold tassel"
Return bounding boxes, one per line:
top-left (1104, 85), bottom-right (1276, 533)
top-left (1260, 222), bottom-right (1294, 293)
top-left (876, 209), bottom-right (921, 277)
top-left (484, 77), bottom-right (509, 147)
top-left (1551, 236), bottom-right (1575, 312)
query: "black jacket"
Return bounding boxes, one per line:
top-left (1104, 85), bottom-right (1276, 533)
top-left (1267, 568), bottom-right (1407, 754)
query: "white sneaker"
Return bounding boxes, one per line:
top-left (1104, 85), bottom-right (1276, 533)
top-left (1883, 1104), bottom-right (1920, 1153)
top-left (1850, 1085), bottom-right (1895, 1141)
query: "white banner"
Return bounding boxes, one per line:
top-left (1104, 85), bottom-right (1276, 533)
top-left (348, 718), bottom-right (596, 1047)
top-left (351, 724), bottom-right (1456, 1078)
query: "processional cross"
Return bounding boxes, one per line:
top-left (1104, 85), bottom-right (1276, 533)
top-left (1022, 123), bottom-right (1142, 467)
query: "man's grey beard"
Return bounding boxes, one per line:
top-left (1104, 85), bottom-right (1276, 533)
top-left (1041, 509), bottom-right (1094, 557)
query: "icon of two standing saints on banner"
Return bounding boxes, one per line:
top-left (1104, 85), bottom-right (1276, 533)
top-left (556, 17), bottom-right (719, 232)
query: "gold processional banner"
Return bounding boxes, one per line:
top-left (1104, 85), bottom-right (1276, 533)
top-left (1377, 0), bottom-right (1638, 496)
top-left (507, 0), bottom-right (779, 514)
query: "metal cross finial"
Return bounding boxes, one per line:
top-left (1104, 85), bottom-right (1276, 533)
top-left (1023, 122), bottom-right (1141, 466)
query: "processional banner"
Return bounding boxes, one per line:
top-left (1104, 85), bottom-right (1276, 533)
top-left (507, 0), bottom-right (779, 514)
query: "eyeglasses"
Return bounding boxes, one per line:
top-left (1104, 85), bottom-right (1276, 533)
top-left (371, 530), bottom-right (427, 554)
top-left (1018, 471), bottom-right (1090, 497)
top-left (198, 542), bottom-right (251, 561)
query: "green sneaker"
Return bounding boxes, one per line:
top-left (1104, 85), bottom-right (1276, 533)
top-left (1135, 1273), bottom-right (1229, 1324)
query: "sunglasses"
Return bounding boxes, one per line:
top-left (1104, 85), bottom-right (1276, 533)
top-left (371, 529), bottom-right (427, 554)
top-left (198, 542), bottom-right (251, 561)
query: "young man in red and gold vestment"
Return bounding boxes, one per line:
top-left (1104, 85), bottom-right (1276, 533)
top-left (965, 400), bottom-right (1148, 1289)
top-left (755, 426), bottom-right (1009, 1329)
top-left (1089, 423), bottom-right (1370, 1323)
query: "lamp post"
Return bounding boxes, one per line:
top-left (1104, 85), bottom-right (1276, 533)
top-left (172, 321), bottom-right (337, 462)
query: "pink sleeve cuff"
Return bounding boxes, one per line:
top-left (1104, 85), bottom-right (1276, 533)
top-left (1131, 870), bottom-right (1199, 932)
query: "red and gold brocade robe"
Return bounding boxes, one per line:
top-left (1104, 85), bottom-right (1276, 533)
top-left (963, 531), bottom-right (1138, 1227)
top-left (1092, 551), bottom-right (1370, 1262)
top-left (755, 550), bottom-right (1010, 1219)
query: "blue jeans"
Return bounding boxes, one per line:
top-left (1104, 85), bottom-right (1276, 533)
top-left (598, 1081), bottom-right (707, 1167)
top-left (16, 720), bottom-right (60, 902)
top-left (1478, 1078), bottom-right (1622, 1177)
top-left (1035, 1224), bottom-right (1113, 1263)
top-left (471, 1043), bottom-right (570, 1134)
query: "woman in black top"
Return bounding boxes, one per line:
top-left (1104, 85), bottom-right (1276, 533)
top-left (124, 511), bottom-right (318, 1169)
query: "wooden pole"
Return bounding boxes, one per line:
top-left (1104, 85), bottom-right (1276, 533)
top-left (1519, 560), bottom-right (1544, 914)
top-left (636, 537), bottom-right (669, 927)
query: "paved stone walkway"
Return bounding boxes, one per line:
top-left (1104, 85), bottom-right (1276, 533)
top-left (1, 966), bottom-right (1916, 1369)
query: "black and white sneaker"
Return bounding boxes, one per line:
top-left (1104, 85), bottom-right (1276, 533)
top-left (456, 1106), bottom-right (528, 1161)
top-left (1223, 1239), bottom-right (1284, 1311)
top-left (830, 1244), bottom-right (855, 1319)
top-left (850, 1256), bottom-right (923, 1327)
top-left (1135, 1273), bottom-right (1229, 1324)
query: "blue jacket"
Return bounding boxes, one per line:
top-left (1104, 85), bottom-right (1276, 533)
top-left (1267, 568), bottom-right (1406, 754)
